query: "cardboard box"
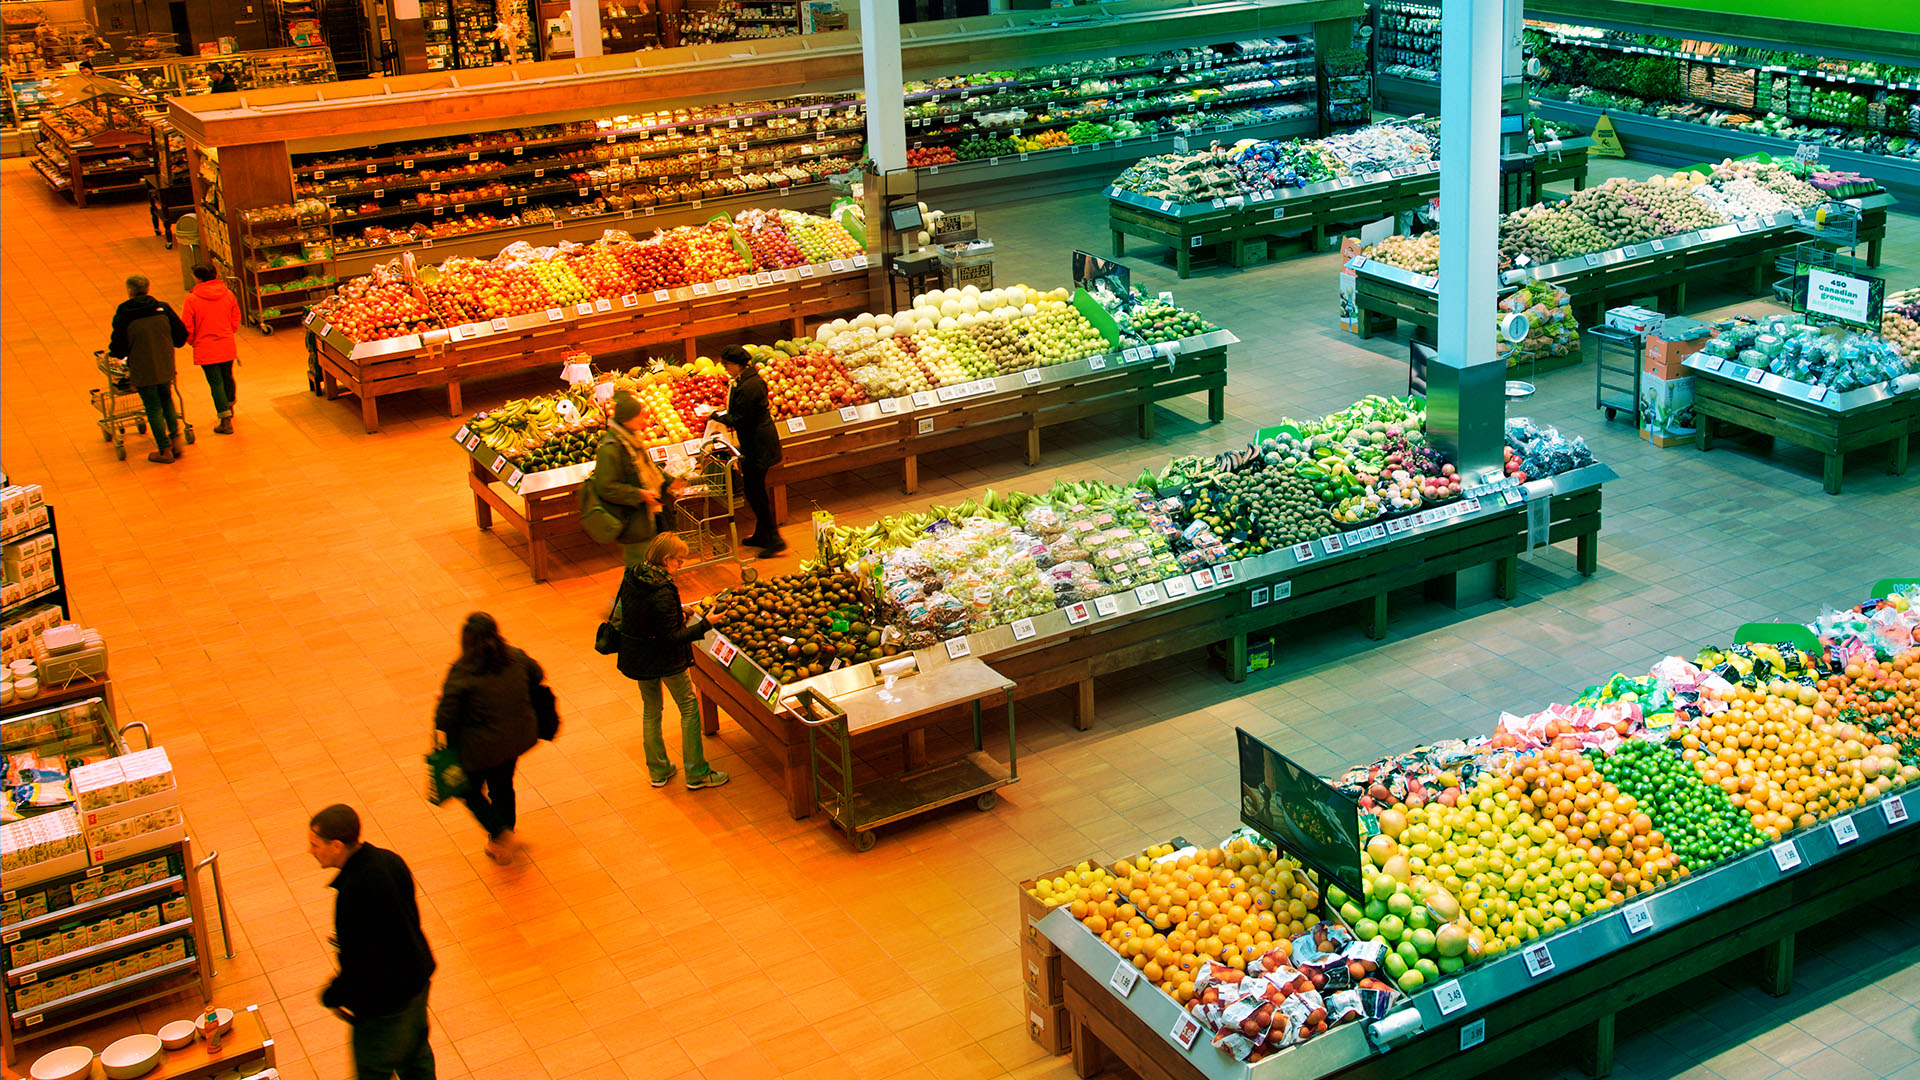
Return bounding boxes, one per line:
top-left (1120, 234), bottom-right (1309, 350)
top-left (1026, 985), bottom-right (1071, 1055)
top-left (87, 821), bottom-right (186, 867)
top-left (1645, 317), bottom-right (1716, 379)
top-left (1605, 305), bottom-right (1665, 336)
top-left (79, 775), bottom-right (178, 829)
top-left (1022, 936), bottom-right (1064, 1005)
top-left (1640, 372), bottom-right (1698, 448)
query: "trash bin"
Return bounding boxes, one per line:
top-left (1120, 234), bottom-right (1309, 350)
top-left (174, 213), bottom-right (202, 290)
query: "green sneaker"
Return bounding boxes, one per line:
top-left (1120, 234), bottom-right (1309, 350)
top-left (650, 766), bottom-right (678, 788)
top-left (686, 770), bottom-right (730, 791)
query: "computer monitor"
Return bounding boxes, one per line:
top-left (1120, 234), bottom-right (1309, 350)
top-left (888, 203), bottom-right (924, 233)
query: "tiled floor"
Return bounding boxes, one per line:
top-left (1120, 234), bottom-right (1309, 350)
top-left (1, 152), bottom-right (1917, 1080)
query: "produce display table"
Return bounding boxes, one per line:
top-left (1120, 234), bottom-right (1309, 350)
top-left (457, 330), bottom-right (1235, 581)
top-left (310, 256), bottom-right (881, 433)
top-left (1105, 141), bottom-right (1591, 279)
top-left (694, 466), bottom-right (1610, 765)
top-left (1685, 355), bottom-right (1919, 495)
top-left (1108, 164), bottom-right (1445, 279)
top-left (793, 658), bottom-right (1016, 850)
top-left (1040, 787), bottom-right (1920, 1080)
top-left (1351, 193), bottom-right (1893, 340)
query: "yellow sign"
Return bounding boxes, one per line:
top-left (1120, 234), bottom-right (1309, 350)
top-left (1591, 113), bottom-right (1625, 158)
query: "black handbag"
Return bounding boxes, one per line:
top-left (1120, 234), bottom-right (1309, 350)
top-left (594, 583), bottom-right (623, 656)
top-left (532, 681), bottom-right (560, 741)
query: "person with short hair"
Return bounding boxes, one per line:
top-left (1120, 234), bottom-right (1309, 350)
top-left (107, 274), bottom-right (189, 464)
top-left (432, 613), bottom-right (545, 863)
top-left (208, 65), bottom-right (237, 93)
top-left (182, 264), bottom-right (241, 434)
top-left (583, 390), bottom-right (669, 566)
top-left (308, 804), bottom-right (437, 1080)
top-left (708, 345), bottom-right (784, 555)
top-left (615, 532), bottom-right (726, 790)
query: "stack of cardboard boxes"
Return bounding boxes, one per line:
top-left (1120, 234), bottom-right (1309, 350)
top-left (1643, 317), bottom-right (1716, 448)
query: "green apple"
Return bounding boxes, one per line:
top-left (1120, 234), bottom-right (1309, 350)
top-left (1396, 941), bottom-right (1421, 969)
top-left (1410, 928), bottom-right (1437, 955)
top-left (1340, 901), bottom-right (1365, 926)
top-left (1387, 892), bottom-right (1414, 919)
top-left (1396, 967), bottom-right (1426, 993)
top-left (1364, 899), bottom-right (1388, 922)
top-left (1407, 905), bottom-right (1431, 931)
top-left (1327, 884), bottom-right (1350, 908)
top-left (1384, 951), bottom-right (1409, 979)
top-left (1379, 915), bottom-right (1405, 941)
top-left (1355, 918), bottom-right (1380, 941)
top-left (1415, 958), bottom-right (1440, 982)
top-left (1438, 955), bottom-right (1466, 974)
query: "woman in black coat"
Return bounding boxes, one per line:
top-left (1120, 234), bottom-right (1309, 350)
top-left (616, 533), bottom-right (728, 790)
top-left (710, 345), bottom-right (785, 555)
top-left (434, 613), bottom-right (544, 863)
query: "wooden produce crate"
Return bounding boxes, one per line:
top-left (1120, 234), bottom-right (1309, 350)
top-left (310, 258), bottom-right (881, 432)
top-left (1685, 357), bottom-right (1917, 495)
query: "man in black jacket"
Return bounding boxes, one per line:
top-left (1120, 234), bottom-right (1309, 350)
top-left (308, 804), bottom-right (437, 1080)
top-left (107, 274), bottom-right (190, 464)
top-left (709, 345), bottom-right (785, 555)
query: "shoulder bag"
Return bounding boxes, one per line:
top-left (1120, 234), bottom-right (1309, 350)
top-left (594, 576), bottom-right (624, 656)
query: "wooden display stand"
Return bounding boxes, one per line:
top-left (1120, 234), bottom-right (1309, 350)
top-left (1690, 368), bottom-right (1916, 495)
top-left (460, 337), bottom-right (1232, 581)
top-left (313, 261), bottom-right (880, 433)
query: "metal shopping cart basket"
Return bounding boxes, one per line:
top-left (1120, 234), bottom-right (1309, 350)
top-left (91, 350), bottom-right (194, 460)
top-left (668, 437), bottom-right (742, 570)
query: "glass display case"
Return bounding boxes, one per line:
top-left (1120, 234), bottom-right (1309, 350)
top-left (33, 75), bottom-right (157, 205)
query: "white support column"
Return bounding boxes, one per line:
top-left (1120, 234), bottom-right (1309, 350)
top-left (573, 0), bottom-right (602, 58)
top-left (859, 0), bottom-right (906, 173)
top-left (1427, 0), bottom-right (1506, 477)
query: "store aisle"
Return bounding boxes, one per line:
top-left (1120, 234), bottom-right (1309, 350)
top-left (3, 157), bottom-right (1919, 1080)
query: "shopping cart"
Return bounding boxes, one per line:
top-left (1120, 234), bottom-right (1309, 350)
top-left (91, 350), bottom-right (194, 460)
top-left (670, 439), bottom-right (743, 570)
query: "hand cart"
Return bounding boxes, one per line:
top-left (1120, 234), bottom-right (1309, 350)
top-left (1590, 324), bottom-right (1642, 424)
top-left (90, 350), bottom-right (194, 460)
top-left (792, 657), bottom-right (1017, 852)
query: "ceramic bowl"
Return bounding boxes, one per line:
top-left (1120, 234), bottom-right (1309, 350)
top-left (8, 658), bottom-right (33, 676)
top-left (15, 677), bottom-right (38, 699)
top-left (28, 1045), bottom-right (93, 1080)
top-left (0, 681), bottom-right (13, 704)
top-left (158, 1019), bottom-right (198, 1049)
top-left (101, 1033), bottom-right (163, 1079)
top-left (213, 1007), bottom-right (234, 1033)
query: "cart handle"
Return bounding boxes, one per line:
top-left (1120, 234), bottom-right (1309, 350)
top-left (118, 720), bottom-right (153, 750)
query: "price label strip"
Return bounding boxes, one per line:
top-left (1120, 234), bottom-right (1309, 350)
top-left (1522, 943), bottom-right (1554, 978)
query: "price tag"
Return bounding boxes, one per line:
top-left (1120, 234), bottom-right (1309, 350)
top-left (1522, 943), bottom-right (1555, 978)
top-left (1701, 356), bottom-right (1724, 372)
top-left (1291, 542), bottom-right (1317, 563)
top-left (715, 278), bottom-right (733, 293)
top-left (1651, 238), bottom-right (1667, 252)
top-left (1164, 1011), bottom-right (1205, 1051)
top-left (917, 418), bottom-right (934, 435)
top-left (852, 254), bottom-right (869, 268)
top-left (553, 221), bottom-right (564, 231)
top-left (1110, 960), bottom-right (1140, 996)
top-left (464, 435), bottom-right (482, 452)
top-left (1886, 796), bottom-right (1910, 825)
top-left (1011, 617), bottom-right (1037, 641)
top-left (757, 674), bottom-right (778, 700)
top-left (1831, 814), bottom-right (1859, 846)
top-left (1089, 356), bottom-right (1107, 371)
top-left (1093, 596), bottom-right (1119, 617)
top-left (912, 391), bottom-right (934, 408)
top-left (945, 636), bottom-right (972, 659)
top-left (1250, 586), bottom-right (1271, 608)
top-left (771, 270), bottom-right (787, 283)
top-left (490, 454), bottom-right (508, 473)
top-left (1023, 369), bottom-right (1043, 385)
top-left (692, 283), bottom-right (709, 296)
top-left (1771, 839), bottom-right (1802, 872)
top-left (1434, 979), bottom-right (1468, 1015)
top-left (1214, 564), bottom-right (1235, 584)
top-left (786, 417), bottom-right (807, 433)
top-left (1808, 385), bottom-right (1829, 403)
top-left (1064, 602), bottom-right (1091, 625)
top-left (366, 163), bottom-right (378, 175)
top-left (1622, 901), bottom-right (1653, 936)
top-left (1134, 583), bottom-right (1162, 606)
top-left (1191, 568), bottom-right (1216, 589)
top-left (513, 146), bottom-right (523, 156)
top-left (836, 406), bottom-right (859, 423)
top-left (756, 272), bottom-right (772, 287)
top-left (799, 265), bottom-right (815, 278)
top-left (1320, 534), bottom-right (1343, 556)
top-left (711, 636), bottom-right (737, 664)
top-left (1163, 577), bottom-right (1191, 599)
top-left (575, 302), bottom-right (594, 316)
top-left (547, 308), bottom-right (564, 321)
top-left (879, 398), bottom-right (900, 414)
top-left (829, 259), bottom-right (847, 272)
top-left (1460, 1018), bottom-right (1486, 1051)
top-left (1744, 366), bottom-right (1766, 384)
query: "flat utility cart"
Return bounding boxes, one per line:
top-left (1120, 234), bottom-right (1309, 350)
top-left (1590, 324), bottom-right (1642, 424)
top-left (791, 656), bottom-right (1016, 852)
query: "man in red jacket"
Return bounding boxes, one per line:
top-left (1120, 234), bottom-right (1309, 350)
top-left (182, 265), bottom-right (242, 434)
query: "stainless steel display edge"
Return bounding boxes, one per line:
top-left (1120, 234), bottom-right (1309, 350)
top-left (916, 116), bottom-right (1319, 191)
top-left (323, 255), bottom-right (874, 361)
top-left (456, 329), bottom-right (1242, 493)
top-left (1037, 788), bottom-right (1917, 1077)
top-left (1681, 356), bottom-right (1920, 413)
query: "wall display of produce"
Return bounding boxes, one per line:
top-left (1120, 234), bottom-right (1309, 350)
top-left (306, 205), bottom-right (864, 344)
top-left (807, 401), bottom-right (1592, 651)
top-left (1884, 289), bottom-right (1920, 359)
top-left (450, 280), bottom-right (1218, 477)
top-left (1109, 120), bottom-right (1441, 205)
top-left (289, 100), bottom-right (868, 254)
top-left (1371, 0), bottom-right (1439, 84)
top-left (1029, 584), bottom-right (1920, 1067)
top-left (901, 39), bottom-right (1318, 162)
top-left (1526, 21), bottom-right (1920, 163)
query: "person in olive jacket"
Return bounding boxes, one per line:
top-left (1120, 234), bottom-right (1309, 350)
top-left (708, 345), bottom-right (784, 555)
top-left (616, 533), bottom-right (728, 790)
top-left (432, 613), bottom-right (544, 864)
top-left (107, 274), bottom-right (189, 464)
top-left (583, 391), bottom-right (668, 566)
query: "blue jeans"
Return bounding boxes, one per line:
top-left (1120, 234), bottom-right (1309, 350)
top-left (641, 670), bottom-right (709, 782)
top-left (136, 384), bottom-right (177, 449)
top-left (349, 985), bottom-right (435, 1080)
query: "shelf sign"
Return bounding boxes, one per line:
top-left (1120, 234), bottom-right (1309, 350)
top-left (1250, 586), bottom-right (1271, 608)
top-left (546, 308), bottom-right (564, 321)
top-left (1521, 943), bottom-right (1554, 978)
top-left (1162, 577), bottom-right (1191, 599)
top-left (1622, 902), bottom-right (1653, 936)
top-left (1109, 960), bottom-right (1140, 996)
top-left (1433, 979), bottom-right (1467, 1016)
top-left (945, 636), bottom-right (971, 659)
top-left (710, 636), bottom-right (737, 664)
top-left (1170, 1012), bottom-right (1203, 1050)
top-left (756, 674), bottom-right (779, 701)
top-left (1770, 839), bottom-right (1803, 873)
top-left (786, 417), bottom-right (807, 433)
top-left (1460, 1018), bottom-right (1486, 1051)
top-left (1093, 596), bottom-right (1119, 617)
top-left (1134, 583), bottom-right (1162, 606)
top-left (1011, 617), bottom-right (1036, 641)
top-left (1884, 796), bottom-right (1911, 826)
top-left (1831, 814), bottom-right (1859, 846)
